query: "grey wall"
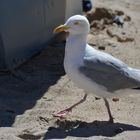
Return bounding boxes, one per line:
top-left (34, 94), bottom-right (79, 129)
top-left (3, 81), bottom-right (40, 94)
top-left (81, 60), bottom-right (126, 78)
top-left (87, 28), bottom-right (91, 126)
top-left (0, 0), bottom-right (46, 69)
top-left (0, 0), bottom-right (82, 69)
top-left (65, 0), bottom-right (82, 20)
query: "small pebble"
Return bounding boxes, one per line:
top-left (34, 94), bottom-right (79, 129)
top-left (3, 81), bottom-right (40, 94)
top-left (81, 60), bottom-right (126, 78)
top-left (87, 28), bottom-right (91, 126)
top-left (112, 97), bottom-right (119, 102)
top-left (5, 109), bottom-right (15, 114)
top-left (114, 127), bottom-right (124, 134)
top-left (48, 127), bottom-right (56, 131)
top-left (113, 15), bottom-right (124, 26)
top-left (95, 97), bottom-right (101, 100)
top-left (98, 46), bottom-right (105, 50)
top-left (122, 32), bottom-right (126, 35)
top-left (112, 45), bottom-right (117, 48)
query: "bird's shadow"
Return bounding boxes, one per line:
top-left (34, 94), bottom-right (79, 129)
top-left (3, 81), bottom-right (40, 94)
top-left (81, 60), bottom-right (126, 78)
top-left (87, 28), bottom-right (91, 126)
top-left (44, 119), bottom-right (140, 139)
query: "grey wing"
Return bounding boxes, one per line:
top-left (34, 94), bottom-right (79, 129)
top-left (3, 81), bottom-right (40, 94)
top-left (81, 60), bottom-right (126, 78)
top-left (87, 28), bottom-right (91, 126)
top-left (79, 51), bottom-right (140, 92)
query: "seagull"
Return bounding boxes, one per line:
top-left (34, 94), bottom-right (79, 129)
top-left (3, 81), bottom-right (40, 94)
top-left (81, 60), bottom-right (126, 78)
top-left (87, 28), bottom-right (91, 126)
top-left (53, 15), bottom-right (140, 123)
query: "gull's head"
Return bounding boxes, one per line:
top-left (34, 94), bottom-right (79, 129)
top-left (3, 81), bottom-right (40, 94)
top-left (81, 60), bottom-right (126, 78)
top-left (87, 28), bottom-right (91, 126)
top-left (53, 15), bottom-right (90, 35)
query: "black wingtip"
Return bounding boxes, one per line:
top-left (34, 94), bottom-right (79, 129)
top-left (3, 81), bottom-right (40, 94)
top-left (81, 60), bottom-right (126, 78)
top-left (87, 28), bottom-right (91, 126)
top-left (132, 87), bottom-right (140, 90)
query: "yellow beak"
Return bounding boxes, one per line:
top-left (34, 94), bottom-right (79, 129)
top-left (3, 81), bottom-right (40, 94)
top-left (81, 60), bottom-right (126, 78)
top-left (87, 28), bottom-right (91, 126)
top-left (53, 25), bottom-right (70, 33)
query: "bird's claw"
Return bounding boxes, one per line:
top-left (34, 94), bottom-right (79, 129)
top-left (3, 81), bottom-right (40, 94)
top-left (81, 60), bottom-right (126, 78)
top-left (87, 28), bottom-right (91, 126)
top-left (52, 108), bottom-right (72, 118)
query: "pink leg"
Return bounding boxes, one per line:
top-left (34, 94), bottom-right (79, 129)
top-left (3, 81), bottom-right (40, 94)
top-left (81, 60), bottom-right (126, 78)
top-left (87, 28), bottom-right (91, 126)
top-left (53, 93), bottom-right (87, 118)
top-left (103, 98), bottom-right (114, 123)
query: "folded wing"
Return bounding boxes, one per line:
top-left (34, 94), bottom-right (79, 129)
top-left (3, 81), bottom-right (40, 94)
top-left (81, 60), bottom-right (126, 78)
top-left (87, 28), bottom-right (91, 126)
top-left (79, 48), bottom-right (140, 92)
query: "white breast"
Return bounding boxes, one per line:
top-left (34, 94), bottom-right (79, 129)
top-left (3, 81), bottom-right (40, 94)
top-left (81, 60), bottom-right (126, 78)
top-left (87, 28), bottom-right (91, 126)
top-left (64, 57), bottom-right (110, 97)
top-left (64, 34), bottom-right (112, 97)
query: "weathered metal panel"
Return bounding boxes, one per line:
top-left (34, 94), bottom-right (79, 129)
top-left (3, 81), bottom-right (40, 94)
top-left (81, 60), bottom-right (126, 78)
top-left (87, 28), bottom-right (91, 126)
top-left (0, 0), bottom-right (82, 69)
top-left (65, 0), bottom-right (83, 20)
top-left (0, 0), bottom-right (46, 68)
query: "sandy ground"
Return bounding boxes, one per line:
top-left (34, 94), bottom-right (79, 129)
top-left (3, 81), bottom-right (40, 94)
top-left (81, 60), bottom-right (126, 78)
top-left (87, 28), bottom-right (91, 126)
top-left (0, 0), bottom-right (140, 139)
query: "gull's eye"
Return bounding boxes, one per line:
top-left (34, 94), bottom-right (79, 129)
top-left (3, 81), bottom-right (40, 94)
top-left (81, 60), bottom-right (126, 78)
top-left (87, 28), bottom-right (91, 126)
top-left (74, 21), bottom-right (80, 25)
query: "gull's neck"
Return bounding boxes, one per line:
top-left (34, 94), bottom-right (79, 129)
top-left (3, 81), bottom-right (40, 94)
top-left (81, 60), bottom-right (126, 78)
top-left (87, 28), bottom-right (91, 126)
top-left (65, 33), bottom-right (87, 65)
